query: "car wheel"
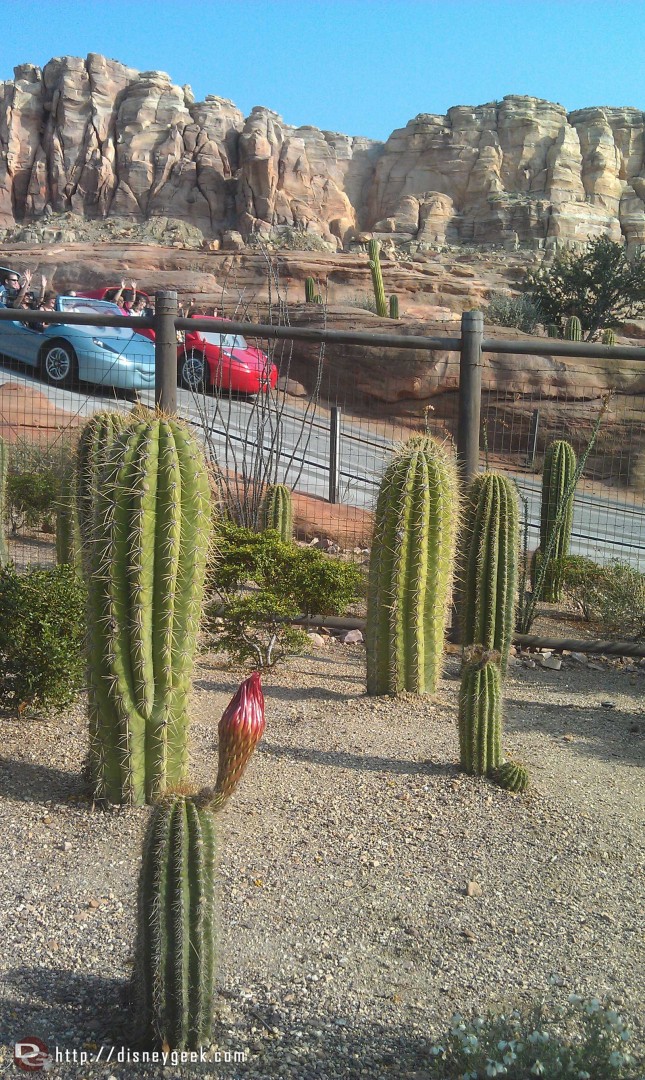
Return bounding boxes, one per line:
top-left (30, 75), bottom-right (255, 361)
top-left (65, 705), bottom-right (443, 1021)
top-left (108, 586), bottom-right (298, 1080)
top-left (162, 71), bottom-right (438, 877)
top-left (179, 350), bottom-right (208, 393)
top-left (40, 339), bottom-right (78, 389)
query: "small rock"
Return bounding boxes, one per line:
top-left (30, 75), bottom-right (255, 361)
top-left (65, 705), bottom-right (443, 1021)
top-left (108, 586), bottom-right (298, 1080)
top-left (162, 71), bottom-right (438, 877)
top-left (523, 659), bottom-right (537, 669)
top-left (466, 881), bottom-right (482, 897)
top-left (540, 654), bottom-right (562, 670)
top-left (570, 652), bottom-right (588, 664)
top-left (341, 629), bottom-right (363, 645)
top-left (88, 898), bottom-right (100, 909)
top-left (588, 661), bottom-right (603, 670)
top-left (600, 701), bottom-right (615, 709)
top-left (60, 841), bottom-right (72, 852)
top-left (461, 928), bottom-right (476, 941)
top-left (307, 632), bottom-right (327, 648)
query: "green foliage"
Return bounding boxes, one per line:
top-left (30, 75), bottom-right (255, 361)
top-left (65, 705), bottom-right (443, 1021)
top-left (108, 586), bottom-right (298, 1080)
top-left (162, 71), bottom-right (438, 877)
top-left (55, 462), bottom-right (82, 568)
top-left (525, 236), bottom-right (645, 340)
top-left (305, 276), bottom-right (316, 303)
top-left (205, 520), bottom-right (364, 668)
top-left (458, 650), bottom-right (502, 775)
top-left (389, 294), bottom-right (399, 319)
top-left (565, 314), bottom-right (582, 341)
top-left (5, 438), bottom-right (75, 534)
top-left (539, 439), bottom-right (577, 602)
top-left (260, 483), bottom-right (293, 541)
top-left (485, 291), bottom-right (543, 333)
top-left (347, 293), bottom-right (379, 314)
top-left (562, 557), bottom-right (645, 639)
top-left (366, 436), bottom-right (459, 696)
top-left (492, 758), bottom-right (530, 792)
top-left (602, 327), bottom-right (617, 346)
top-left (547, 323), bottom-right (560, 338)
top-left (86, 418), bottom-right (212, 805)
top-left (0, 437), bottom-right (8, 565)
top-left (76, 410), bottom-right (131, 561)
top-left (459, 472), bottom-right (519, 673)
top-left (368, 239), bottom-right (388, 317)
top-left (264, 227), bottom-right (330, 252)
top-left (426, 993), bottom-right (641, 1079)
top-left (0, 563), bottom-right (86, 714)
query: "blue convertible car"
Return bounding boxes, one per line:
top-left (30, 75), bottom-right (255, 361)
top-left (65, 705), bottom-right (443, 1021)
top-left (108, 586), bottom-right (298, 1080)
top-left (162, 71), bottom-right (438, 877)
top-left (0, 295), bottom-right (156, 391)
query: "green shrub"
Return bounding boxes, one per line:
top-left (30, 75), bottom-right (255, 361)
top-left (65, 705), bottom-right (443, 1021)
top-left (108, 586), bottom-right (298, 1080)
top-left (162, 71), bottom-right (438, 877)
top-left (204, 521), bottom-right (364, 667)
top-left (6, 438), bottom-right (75, 533)
top-left (426, 993), bottom-right (641, 1079)
top-left (561, 557), bottom-right (645, 639)
top-left (486, 292), bottom-right (543, 334)
top-left (0, 563), bottom-right (87, 714)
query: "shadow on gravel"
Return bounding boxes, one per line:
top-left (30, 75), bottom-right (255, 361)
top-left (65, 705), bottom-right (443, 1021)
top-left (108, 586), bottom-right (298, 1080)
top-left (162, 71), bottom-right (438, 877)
top-left (504, 698), bottom-right (645, 767)
top-left (260, 740), bottom-right (458, 777)
top-left (0, 756), bottom-right (89, 804)
top-left (0, 966), bottom-right (130, 1047)
top-left (193, 677), bottom-right (363, 701)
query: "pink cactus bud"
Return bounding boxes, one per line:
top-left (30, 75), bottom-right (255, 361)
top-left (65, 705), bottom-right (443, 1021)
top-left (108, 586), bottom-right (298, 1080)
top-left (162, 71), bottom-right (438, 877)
top-left (213, 672), bottom-right (265, 805)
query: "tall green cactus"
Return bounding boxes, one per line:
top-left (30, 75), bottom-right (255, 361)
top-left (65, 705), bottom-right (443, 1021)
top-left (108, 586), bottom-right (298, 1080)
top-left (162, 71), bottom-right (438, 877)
top-left (76, 410), bottom-right (131, 559)
top-left (260, 483), bottom-right (293, 542)
top-left (458, 649), bottom-right (502, 775)
top-left (368, 239), bottom-right (388, 318)
top-left (564, 315), bottom-right (582, 341)
top-left (459, 472), bottom-right (519, 674)
top-left (547, 323), bottom-right (560, 338)
top-left (601, 328), bottom-right (617, 346)
top-left (133, 673), bottom-right (265, 1051)
top-left (389, 295), bottom-right (399, 319)
top-left (366, 435), bottom-right (459, 696)
top-left (539, 439), bottom-right (577, 602)
top-left (305, 277), bottom-right (316, 303)
top-left (86, 416), bottom-right (211, 805)
top-left (0, 437), bottom-right (8, 566)
top-left (56, 462), bottom-right (81, 569)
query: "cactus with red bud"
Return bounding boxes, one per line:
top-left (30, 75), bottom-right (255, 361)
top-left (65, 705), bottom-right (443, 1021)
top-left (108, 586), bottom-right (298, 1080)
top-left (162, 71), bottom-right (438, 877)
top-left (133, 673), bottom-right (265, 1051)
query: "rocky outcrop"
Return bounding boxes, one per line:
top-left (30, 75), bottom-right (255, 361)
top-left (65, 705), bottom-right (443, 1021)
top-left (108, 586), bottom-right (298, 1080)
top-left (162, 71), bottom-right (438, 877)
top-left (0, 56), bottom-right (644, 253)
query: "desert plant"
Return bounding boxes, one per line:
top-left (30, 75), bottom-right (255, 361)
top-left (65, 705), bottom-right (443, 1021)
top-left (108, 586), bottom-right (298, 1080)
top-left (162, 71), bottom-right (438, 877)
top-left (389, 294), bottom-right (399, 319)
top-left (55, 462), bottom-right (82, 569)
top-left (133, 673), bottom-right (265, 1051)
top-left (366, 435), bottom-right (459, 696)
top-left (0, 563), bottom-right (86, 714)
top-left (485, 292), bottom-right (543, 333)
top-left (0, 437), bottom-right (8, 565)
top-left (86, 416), bottom-right (211, 805)
top-left (538, 439), bottom-right (577, 602)
top-left (491, 758), bottom-right (530, 792)
top-left (458, 472), bottom-right (519, 673)
top-left (368, 239), bottom-right (388, 317)
top-left (5, 437), bottom-right (75, 535)
top-left (602, 327), bottom-right (617, 345)
top-left (426, 992), bottom-right (641, 1078)
top-left (305, 276), bottom-right (316, 303)
top-left (458, 647), bottom-right (502, 775)
top-left (547, 322), bottom-right (560, 338)
top-left (562, 557), bottom-right (645, 639)
top-left (260, 483), bottom-right (293, 541)
top-left (565, 314), bottom-right (583, 341)
top-left (76, 410), bottom-right (131, 559)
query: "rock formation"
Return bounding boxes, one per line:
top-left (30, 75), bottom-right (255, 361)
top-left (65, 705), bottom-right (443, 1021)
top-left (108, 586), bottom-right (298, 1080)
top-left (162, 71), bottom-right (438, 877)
top-left (0, 54), bottom-right (644, 253)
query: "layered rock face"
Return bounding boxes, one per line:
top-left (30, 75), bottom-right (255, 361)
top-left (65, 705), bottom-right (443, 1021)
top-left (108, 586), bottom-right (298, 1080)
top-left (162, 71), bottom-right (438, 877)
top-left (1, 55), bottom-right (644, 252)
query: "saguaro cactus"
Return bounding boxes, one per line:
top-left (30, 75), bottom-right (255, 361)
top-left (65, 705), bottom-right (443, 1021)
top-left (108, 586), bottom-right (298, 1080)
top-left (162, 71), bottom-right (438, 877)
top-left (366, 435), bottom-right (459, 696)
top-left (458, 649), bottom-right (502, 775)
top-left (0, 437), bottom-right (8, 566)
top-left (87, 415), bottom-right (211, 805)
top-left (389, 295), bottom-right (399, 319)
top-left (459, 472), bottom-right (519, 673)
top-left (260, 483), bottom-right (293, 542)
top-left (76, 410), bottom-right (131, 557)
top-left (55, 462), bottom-right (81, 569)
top-left (539, 439), bottom-right (577, 602)
top-left (368, 239), bottom-right (388, 317)
top-left (133, 673), bottom-right (265, 1051)
top-left (305, 277), bottom-right (316, 303)
top-left (564, 315), bottom-right (582, 341)
top-left (601, 328), bottom-right (617, 346)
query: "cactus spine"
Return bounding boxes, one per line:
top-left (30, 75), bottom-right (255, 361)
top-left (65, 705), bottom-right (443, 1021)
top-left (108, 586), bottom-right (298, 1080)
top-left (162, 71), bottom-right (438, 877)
top-left (564, 315), bottom-right (582, 341)
top-left (368, 239), bottom-right (388, 317)
top-left (86, 416), bottom-right (211, 805)
top-left (539, 439), bottom-right (577, 602)
top-left (261, 483), bottom-right (293, 541)
top-left (459, 472), bottom-right (519, 673)
top-left (602, 328), bottom-right (616, 346)
top-left (77, 411), bottom-right (131, 562)
top-left (458, 650), bottom-right (502, 774)
top-left (547, 323), bottom-right (560, 338)
top-left (366, 435), bottom-right (459, 696)
top-left (133, 673), bottom-right (265, 1051)
top-left (492, 758), bottom-right (530, 792)
top-left (56, 463), bottom-right (81, 568)
top-left (305, 277), bottom-right (316, 303)
top-left (389, 295), bottom-right (399, 319)
top-left (0, 437), bottom-right (8, 566)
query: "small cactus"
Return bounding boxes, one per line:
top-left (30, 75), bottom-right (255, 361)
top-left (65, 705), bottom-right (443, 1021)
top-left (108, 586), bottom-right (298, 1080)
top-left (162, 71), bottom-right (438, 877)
top-left (539, 439), bottom-right (577, 602)
top-left (564, 315), bottom-right (582, 341)
top-left (601, 328), bottom-right (617, 346)
top-left (133, 673), bottom-right (265, 1051)
top-left (260, 483), bottom-right (293, 542)
top-left (313, 293), bottom-right (324, 304)
top-left (305, 277), bottom-right (316, 303)
top-left (56, 462), bottom-right (81, 569)
top-left (0, 437), bottom-right (8, 566)
top-left (491, 758), bottom-right (530, 792)
top-left (389, 295), bottom-right (399, 319)
top-left (547, 323), bottom-right (560, 338)
top-left (458, 648), bottom-right (502, 775)
top-left (368, 239), bottom-right (388, 318)
top-left (366, 435), bottom-right (459, 696)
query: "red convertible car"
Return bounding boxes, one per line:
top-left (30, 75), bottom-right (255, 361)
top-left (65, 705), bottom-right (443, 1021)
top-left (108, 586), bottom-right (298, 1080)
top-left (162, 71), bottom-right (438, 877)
top-left (178, 315), bottom-right (278, 395)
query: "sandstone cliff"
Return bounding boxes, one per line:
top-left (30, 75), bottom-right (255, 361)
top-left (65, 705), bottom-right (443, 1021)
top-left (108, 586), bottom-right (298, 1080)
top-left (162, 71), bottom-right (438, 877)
top-left (0, 54), bottom-right (644, 253)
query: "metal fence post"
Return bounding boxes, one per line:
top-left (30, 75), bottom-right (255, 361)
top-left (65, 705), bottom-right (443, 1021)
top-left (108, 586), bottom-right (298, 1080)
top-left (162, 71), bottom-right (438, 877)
top-left (154, 290), bottom-right (178, 414)
top-left (329, 406), bottom-right (341, 504)
top-left (457, 309), bottom-right (484, 486)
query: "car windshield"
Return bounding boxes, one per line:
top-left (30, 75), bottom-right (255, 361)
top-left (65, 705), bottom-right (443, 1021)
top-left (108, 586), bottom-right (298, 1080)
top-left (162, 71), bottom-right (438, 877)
top-left (58, 297), bottom-right (124, 317)
top-left (201, 331), bottom-right (248, 350)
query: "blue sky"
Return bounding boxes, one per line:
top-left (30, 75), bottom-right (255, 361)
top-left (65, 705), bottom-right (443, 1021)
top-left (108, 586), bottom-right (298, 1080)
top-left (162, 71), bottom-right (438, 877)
top-left (1, 0), bottom-right (642, 141)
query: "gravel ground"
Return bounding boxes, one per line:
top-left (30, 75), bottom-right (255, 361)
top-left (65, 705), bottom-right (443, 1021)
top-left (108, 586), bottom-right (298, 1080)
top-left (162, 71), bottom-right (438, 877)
top-left (0, 639), bottom-right (643, 1079)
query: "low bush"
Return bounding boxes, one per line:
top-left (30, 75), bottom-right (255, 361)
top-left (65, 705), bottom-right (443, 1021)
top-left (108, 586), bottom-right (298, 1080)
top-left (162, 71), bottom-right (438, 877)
top-left (204, 520), bottom-right (364, 667)
top-left (486, 292), bottom-right (543, 334)
top-left (0, 563), bottom-right (87, 714)
top-left (426, 993), bottom-right (640, 1078)
top-left (561, 556), bottom-right (645, 639)
top-left (6, 438), bottom-right (76, 534)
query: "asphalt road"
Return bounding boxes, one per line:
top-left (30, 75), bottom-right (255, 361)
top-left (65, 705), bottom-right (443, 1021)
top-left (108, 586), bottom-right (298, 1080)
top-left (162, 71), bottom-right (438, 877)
top-left (4, 363), bottom-right (645, 567)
